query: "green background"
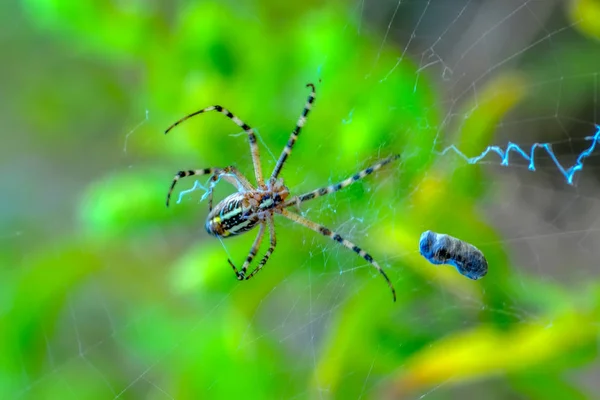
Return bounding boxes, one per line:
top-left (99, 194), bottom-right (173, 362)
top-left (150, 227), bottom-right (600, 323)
top-left (2, 0), bottom-right (600, 399)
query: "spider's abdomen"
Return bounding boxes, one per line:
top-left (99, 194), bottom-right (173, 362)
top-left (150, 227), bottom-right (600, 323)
top-left (205, 192), bottom-right (260, 238)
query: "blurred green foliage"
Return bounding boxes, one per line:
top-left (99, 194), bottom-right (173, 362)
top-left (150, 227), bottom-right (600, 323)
top-left (3, 0), bottom-right (600, 399)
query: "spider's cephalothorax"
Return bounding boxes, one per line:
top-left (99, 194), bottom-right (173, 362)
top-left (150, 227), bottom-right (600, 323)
top-left (206, 181), bottom-right (290, 238)
top-left (165, 83), bottom-right (400, 301)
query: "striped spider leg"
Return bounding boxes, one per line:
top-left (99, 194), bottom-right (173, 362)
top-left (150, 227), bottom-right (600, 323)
top-left (282, 154), bottom-right (400, 207)
top-left (165, 82), bottom-right (399, 301)
top-left (279, 154), bottom-right (400, 302)
top-left (269, 83), bottom-right (316, 186)
top-left (228, 215), bottom-right (276, 280)
top-left (165, 166), bottom-right (253, 210)
top-left (165, 103), bottom-right (265, 187)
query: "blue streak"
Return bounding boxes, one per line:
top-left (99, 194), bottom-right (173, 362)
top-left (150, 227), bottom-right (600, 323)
top-left (176, 180), bottom-right (209, 205)
top-left (176, 173), bottom-right (248, 204)
top-left (439, 125), bottom-right (600, 185)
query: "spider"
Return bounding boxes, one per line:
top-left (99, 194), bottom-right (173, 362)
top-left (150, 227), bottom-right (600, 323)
top-left (165, 83), bottom-right (400, 301)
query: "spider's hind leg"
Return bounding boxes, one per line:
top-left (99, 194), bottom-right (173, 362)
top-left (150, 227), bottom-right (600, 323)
top-left (166, 166), bottom-right (254, 210)
top-left (166, 168), bottom-right (216, 207)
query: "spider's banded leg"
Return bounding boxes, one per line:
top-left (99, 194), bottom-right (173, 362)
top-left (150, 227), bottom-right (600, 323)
top-left (283, 154), bottom-right (400, 208)
top-left (242, 216), bottom-right (277, 280)
top-left (228, 223), bottom-right (266, 279)
top-left (205, 166), bottom-right (254, 192)
top-left (166, 167), bottom-right (253, 208)
top-left (165, 106), bottom-right (265, 186)
top-left (166, 168), bottom-right (215, 207)
top-left (278, 209), bottom-right (396, 302)
top-left (204, 166), bottom-right (255, 211)
top-left (269, 83), bottom-right (316, 184)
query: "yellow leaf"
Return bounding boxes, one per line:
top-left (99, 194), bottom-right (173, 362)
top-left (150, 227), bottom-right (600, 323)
top-left (569, 0), bottom-right (600, 41)
top-left (386, 310), bottom-right (597, 396)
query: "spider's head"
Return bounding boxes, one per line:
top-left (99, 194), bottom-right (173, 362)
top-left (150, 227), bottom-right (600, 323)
top-left (278, 186), bottom-right (290, 201)
top-left (270, 178), bottom-right (290, 201)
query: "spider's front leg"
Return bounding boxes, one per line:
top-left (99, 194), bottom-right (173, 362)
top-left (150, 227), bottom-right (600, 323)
top-left (282, 154), bottom-right (400, 208)
top-left (269, 83), bottom-right (317, 184)
top-left (229, 223), bottom-right (266, 279)
top-left (278, 208), bottom-right (396, 302)
top-left (165, 104), bottom-right (266, 187)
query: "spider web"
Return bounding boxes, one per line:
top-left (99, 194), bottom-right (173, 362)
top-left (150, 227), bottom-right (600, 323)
top-left (7, 0), bottom-right (600, 398)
